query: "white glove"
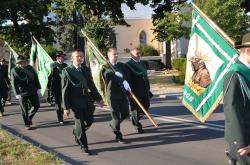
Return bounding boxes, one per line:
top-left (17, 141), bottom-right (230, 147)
top-left (123, 80), bottom-right (131, 92)
top-left (37, 89), bottom-right (41, 95)
top-left (115, 71), bottom-right (123, 78)
top-left (16, 95), bottom-right (21, 99)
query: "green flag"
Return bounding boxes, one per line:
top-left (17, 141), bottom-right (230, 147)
top-left (87, 42), bottom-right (108, 101)
top-left (4, 42), bottom-right (19, 79)
top-left (182, 5), bottom-right (239, 122)
top-left (30, 37), bottom-right (54, 96)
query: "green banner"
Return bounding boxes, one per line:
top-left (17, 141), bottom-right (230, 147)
top-left (30, 37), bottom-right (54, 96)
top-left (183, 8), bottom-right (239, 122)
top-left (5, 42), bottom-right (19, 79)
top-left (87, 43), bottom-right (108, 102)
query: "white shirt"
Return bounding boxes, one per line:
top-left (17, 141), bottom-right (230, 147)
top-left (131, 58), bottom-right (140, 63)
top-left (238, 57), bottom-right (250, 70)
top-left (73, 64), bottom-right (81, 70)
top-left (110, 61), bottom-right (117, 66)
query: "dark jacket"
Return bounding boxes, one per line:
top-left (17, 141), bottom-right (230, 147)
top-left (62, 65), bottom-right (102, 111)
top-left (0, 64), bottom-right (10, 89)
top-left (11, 65), bottom-right (41, 96)
top-left (102, 62), bottom-right (127, 100)
top-left (223, 61), bottom-right (250, 153)
top-left (126, 59), bottom-right (151, 110)
top-left (0, 72), bottom-right (8, 89)
top-left (50, 62), bottom-right (68, 93)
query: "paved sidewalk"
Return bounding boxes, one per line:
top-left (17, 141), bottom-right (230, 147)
top-left (151, 86), bottom-right (183, 99)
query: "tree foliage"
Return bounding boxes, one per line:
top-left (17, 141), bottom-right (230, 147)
top-left (151, 0), bottom-right (190, 42)
top-left (51, 0), bottom-right (151, 52)
top-left (0, 0), bottom-right (55, 56)
top-left (152, 0), bottom-right (249, 42)
top-left (152, 3), bottom-right (191, 42)
top-left (195, 0), bottom-right (250, 42)
top-left (140, 44), bottom-right (159, 56)
top-left (83, 19), bottom-right (115, 55)
top-left (52, 0), bottom-right (149, 25)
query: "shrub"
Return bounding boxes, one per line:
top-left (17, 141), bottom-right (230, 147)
top-left (43, 45), bottom-right (60, 60)
top-left (172, 58), bottom-right (186, 70)
top-left (140, 45), bottom-right (159, 56)
top-left (172, 58), bottom-right (187, 84)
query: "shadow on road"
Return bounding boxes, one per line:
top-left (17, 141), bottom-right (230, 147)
top-left (88, 121), bottom-right (223, 154)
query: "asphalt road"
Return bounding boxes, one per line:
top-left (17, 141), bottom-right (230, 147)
top-left (0, 92), bottom-right (228, 165)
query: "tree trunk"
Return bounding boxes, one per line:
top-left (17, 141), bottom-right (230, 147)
top-left (165, 41), bottom-right (172, 69)
top-left (72, 10), bottom-right (78, 50)
top-left (10, 9), bottom-right (21, 41)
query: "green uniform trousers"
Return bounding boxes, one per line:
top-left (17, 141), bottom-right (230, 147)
top-left (72, 107), bottom-right (94, 147)
top-left (108, 96), bottom-right (129, 137)
top-left (53, 91), bottom-right (63, 122)
top-left (19, 94), bottom-right (40, 126)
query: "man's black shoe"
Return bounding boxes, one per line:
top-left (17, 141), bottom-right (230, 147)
top-left (137, 128), bottom-right (144, 134)
top-left (81, 146), bottom-right (91, 155)
top-left (116, 136), bottom-right (125, 144)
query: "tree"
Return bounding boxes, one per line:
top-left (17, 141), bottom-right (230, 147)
top-left (152, 3), bottom-right (191, 42)
top-left (151, 0), bottom-right (249, 68)
top-left (51, 0), bottom-right (150, 53)
top-left (0, 0), bottom-right (55, 56)
top-left (151, 0), bottom-right (190, 69)
top-left (195, 0), bottom-right (250, 42)
top-left (84, 19), bottom-right (115, 55)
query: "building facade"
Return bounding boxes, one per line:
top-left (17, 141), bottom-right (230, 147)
top-left (114, 18), bottom-right (164, 57)
top-left (114, 18), bottom-right (188, 59)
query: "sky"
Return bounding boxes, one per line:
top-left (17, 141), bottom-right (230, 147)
top-left (122, 1), bottom-right (193, 19)
top-left (122, 3), bottom-right (154, 19)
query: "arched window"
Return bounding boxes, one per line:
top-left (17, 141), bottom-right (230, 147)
top-left (139, 31), bottom-right (147, 45)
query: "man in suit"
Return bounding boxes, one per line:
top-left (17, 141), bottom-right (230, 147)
top-left (0, 59), bottom-right (9, 116)
top-left (103, 48), bottom-right (131, 143)
top-left (223, 33), bottom-right (250, 165)
top-left (62, 49), bottom-right (104, 155)
top-left (50, 51), bottom-right (68, 124)
top-left (0, 58), bottom-right (11, 107)
top-left (126, 48), bottom-right (153, 133)
top-left (11, 56), bottom-right (41, 130)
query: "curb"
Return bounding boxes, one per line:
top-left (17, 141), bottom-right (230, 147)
top-left (0, 123), bottom-right (76, 165)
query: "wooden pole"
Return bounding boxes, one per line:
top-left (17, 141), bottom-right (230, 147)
top-left (81, 29), bottom-right (158, 127)
top-left (130, 91), bottom-right (158, 127)
top-left (191, 2), bottom-right (235, 46)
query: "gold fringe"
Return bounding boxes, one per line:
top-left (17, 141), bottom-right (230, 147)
top-left (182, 92), bottom-right (223, 123)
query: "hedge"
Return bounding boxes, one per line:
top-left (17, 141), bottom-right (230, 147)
top-left (172, 58), bottom-right (187, 84)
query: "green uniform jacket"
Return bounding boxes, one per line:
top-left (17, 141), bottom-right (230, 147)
top-left (223, 61), bottom-right (250, 150)
top-left (50, 62), bottom-right (68, 93)
top-left (62, 65), bottom-right (102, 111)
top-left (0, 65), bottom-right (9, 89)
top-left (11, 65), bottom-right (41, 96)
top-left (126, 59), bottom-right (151, 110)
top-left (102, 62), bottom-right (127, 101)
